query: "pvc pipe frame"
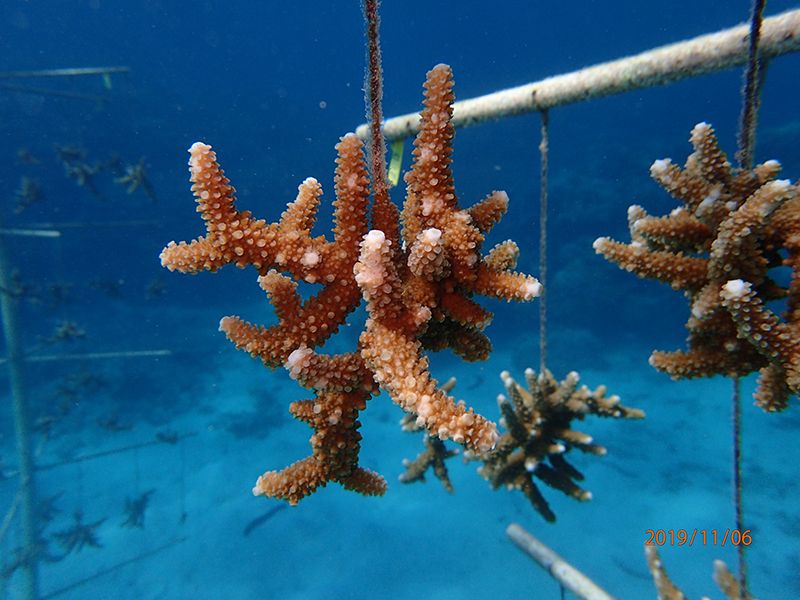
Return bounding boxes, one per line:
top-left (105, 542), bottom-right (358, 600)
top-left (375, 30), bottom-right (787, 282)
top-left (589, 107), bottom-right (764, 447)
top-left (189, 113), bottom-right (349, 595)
top-left (507, 523), bottom-right (614, 600)
top-left (356, 9), bottom-right (800, 141)
top-left (0, 214), bottom-right (38, 599)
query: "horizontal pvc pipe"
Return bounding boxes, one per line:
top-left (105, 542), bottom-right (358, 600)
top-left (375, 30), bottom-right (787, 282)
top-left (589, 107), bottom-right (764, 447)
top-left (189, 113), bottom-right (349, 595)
top-left (507, 523), bottom-right (614, 600)
top-left (356, 9), bottom-right (800, 141)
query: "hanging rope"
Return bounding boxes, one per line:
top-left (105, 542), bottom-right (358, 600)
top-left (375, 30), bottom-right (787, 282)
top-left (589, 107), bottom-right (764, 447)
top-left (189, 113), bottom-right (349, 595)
top-left (730, 2), bottom-right (766, 594)
top-left (538, 110), bottom-right (550, 375)
top-left (737, 0), bottom-right (767, 170)
top-left (179, 440), bottom-right (187, 524)
top-left (362, 0), bottom-right (401, 244)
top-left (731, 376), bottom-right (747, 594)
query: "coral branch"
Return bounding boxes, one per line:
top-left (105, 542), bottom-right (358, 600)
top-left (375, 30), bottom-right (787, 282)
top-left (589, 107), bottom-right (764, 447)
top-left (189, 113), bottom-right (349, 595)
top-left (477, 368), bottom-right (643, 521)
top-left (162, 64), bottom-right (539, 503)
top-left (597, 122), bottom-right (799, 406)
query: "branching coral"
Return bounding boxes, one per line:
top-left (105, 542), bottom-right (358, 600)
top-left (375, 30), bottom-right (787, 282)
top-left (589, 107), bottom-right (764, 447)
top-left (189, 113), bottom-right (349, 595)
top-left (398, 428), bottom-right (459, 493)
top-left (397, 377), bottom-right (460, 493)
top-left (719, 188), bottom-right (800, 410)
top-left (160, 64), bottom-right (539, 504)
top-left (645, 544), bottom-right (754, 600)
top-left (478, 368), bottom-right (643, 522)
top-left (594, 122), bottom-right (799, 409)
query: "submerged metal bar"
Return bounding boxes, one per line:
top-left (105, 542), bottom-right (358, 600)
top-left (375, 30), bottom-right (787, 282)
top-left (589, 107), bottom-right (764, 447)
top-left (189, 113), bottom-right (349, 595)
top-left (356, 9), bottom-right (800, 141)
top-left (0, 66), bottom-right (130, 79)
top-left (507, 523), bottom-right (614, 600)
top-left (27, 219), bottom-right (162, 230)
top-left (0, 83), bottom-right (109, 103)
top-left (36, 432), bottom-right (197, 472)
top-left (0, 349), bottom-right (173, 365)
top-left (40, 536), bottom-right (187, 599)
top-left (0, 228), bottom-right (61, 238)
top-left (0, 213), bottom-right (38, 599)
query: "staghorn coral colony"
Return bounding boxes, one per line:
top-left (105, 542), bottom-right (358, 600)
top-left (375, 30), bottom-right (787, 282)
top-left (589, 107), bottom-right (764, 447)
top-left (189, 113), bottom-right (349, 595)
top-left (477, 368), bottom-right (643, 522)
top-left (160, 64), bottom-right (542, 505)
top-left (595, 122), bottom-right (799, 411)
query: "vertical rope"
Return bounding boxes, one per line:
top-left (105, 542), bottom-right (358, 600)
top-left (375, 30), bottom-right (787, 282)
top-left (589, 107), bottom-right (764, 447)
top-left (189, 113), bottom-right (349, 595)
top-left (362, 0), bottom-right (401, 244)
top-left (737, 0), bottom-right (766, 170)
top-left (362, 0), bottom-right (388, 195)
top-left (732, 376), bottom-right (748, 594)
top-left (538, 110), bottom-right (549, 375)
top-left (134, 447), bottom-right (141, 493)
top-left (179, 440), bottom-right (187, 523)
top-left (0, 214), bottom-right (38, 600)
top-left (729, 3), bottom-right (765, 595)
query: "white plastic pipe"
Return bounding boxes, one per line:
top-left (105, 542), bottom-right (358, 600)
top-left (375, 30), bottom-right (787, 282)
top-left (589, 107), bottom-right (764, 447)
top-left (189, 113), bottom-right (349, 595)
top-left (507, 523), bottom-right (614, 600)
top-left (356, 9), bottom-right (800, 141)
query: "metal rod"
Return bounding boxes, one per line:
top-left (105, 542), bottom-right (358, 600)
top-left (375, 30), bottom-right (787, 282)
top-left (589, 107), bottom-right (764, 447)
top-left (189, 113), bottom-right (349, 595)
top-left (0, 83), bottom-right (109, 103)
top-left (0, 349), bottom-right (173, 365)
top-left (356, 9), bottom-right (800, 141)
top-left (507, 523), bottom-right (614, 600)
top-left (40, 536), bottom-right (187, 599)
top-left (35, 432), bottom-right (197, 472)
top-left (27, 219), bottom-right (163, 230)
top-left (0, 66), bottom-right (130, 79)
top-left (0, 228), bottom-right (61, 238)
top-left (0, 211), bottom-right (39, 599)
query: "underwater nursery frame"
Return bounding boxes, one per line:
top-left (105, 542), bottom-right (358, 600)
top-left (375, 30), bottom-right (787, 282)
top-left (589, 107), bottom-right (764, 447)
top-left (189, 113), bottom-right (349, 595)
top-left (2, 3), bottom-right (800, 599)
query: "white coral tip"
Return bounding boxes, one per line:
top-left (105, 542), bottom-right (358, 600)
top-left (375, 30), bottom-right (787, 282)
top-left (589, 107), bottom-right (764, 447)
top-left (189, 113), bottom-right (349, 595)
top-left (524, 279), bottom-right (542, 299)
top-left (189, 141), bottom-right (210, 154)
top-left (421, 227), bottom-right (442, 243)
top-left (768, 179), bottom-right (791, 192)
top-left (649, 158), bottom-right (671, 175)
top-left (362, 229), bottom-right (386, 248)
top-left (720, 279), bottom-right (750, 301)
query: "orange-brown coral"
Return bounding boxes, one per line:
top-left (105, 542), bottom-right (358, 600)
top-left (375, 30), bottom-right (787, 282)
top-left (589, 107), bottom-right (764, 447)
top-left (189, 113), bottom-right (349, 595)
top-left (594, 122), bottom-right (798, 409)
top-left (645, 544), bottom-right (753, 600)
top-left (357, 65), bottom-right (540, 453)
top-left (160, 64), bottom-right (540, 504)
top-left (478, 368), bottom-right (643, 522)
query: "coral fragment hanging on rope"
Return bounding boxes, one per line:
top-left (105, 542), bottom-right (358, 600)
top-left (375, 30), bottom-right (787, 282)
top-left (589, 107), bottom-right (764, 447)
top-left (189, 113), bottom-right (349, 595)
top-left (160, 64), bottom-right (540, 504)
top-left (478, 368), bottom-right (643, 522)
top-left (595, 122), bottom-right (799, 410)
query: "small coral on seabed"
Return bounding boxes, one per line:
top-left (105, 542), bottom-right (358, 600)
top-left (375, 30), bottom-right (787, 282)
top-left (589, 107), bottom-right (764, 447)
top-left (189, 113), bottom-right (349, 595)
top-left (645, 544), bottom-right (754, 600)
top-left (478, 368), bottom-right (643, 522)
top-left (53, 511), bottom-right (105, 555)
top-left (13, 175), bottom-right (44, 214)
top-left (398, 406), bottom-right (460, 493)
top-left (121, 490), bottom-right (155, 529)
top-left (399, 432), bottom-right (459, 492)
top-left (114, 157), bottom-right (159, 202)
top-left (595, 122), bottom-right (799, 410)
top-left (160, 64), bottom-right (540, 505)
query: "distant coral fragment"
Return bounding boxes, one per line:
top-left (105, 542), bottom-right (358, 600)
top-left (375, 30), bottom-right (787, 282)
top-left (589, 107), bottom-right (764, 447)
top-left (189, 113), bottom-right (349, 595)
top-left (645, 544), bottom-right (753, 600)
top-left (399, 430), bottom-right (459, 493)
top-left (478, 368), bottom-right (643, 522)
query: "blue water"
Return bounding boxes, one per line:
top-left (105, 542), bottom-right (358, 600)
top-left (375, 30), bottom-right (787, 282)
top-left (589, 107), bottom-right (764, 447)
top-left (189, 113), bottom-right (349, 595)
top-left (1, 1), bottom-right (799, 598)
